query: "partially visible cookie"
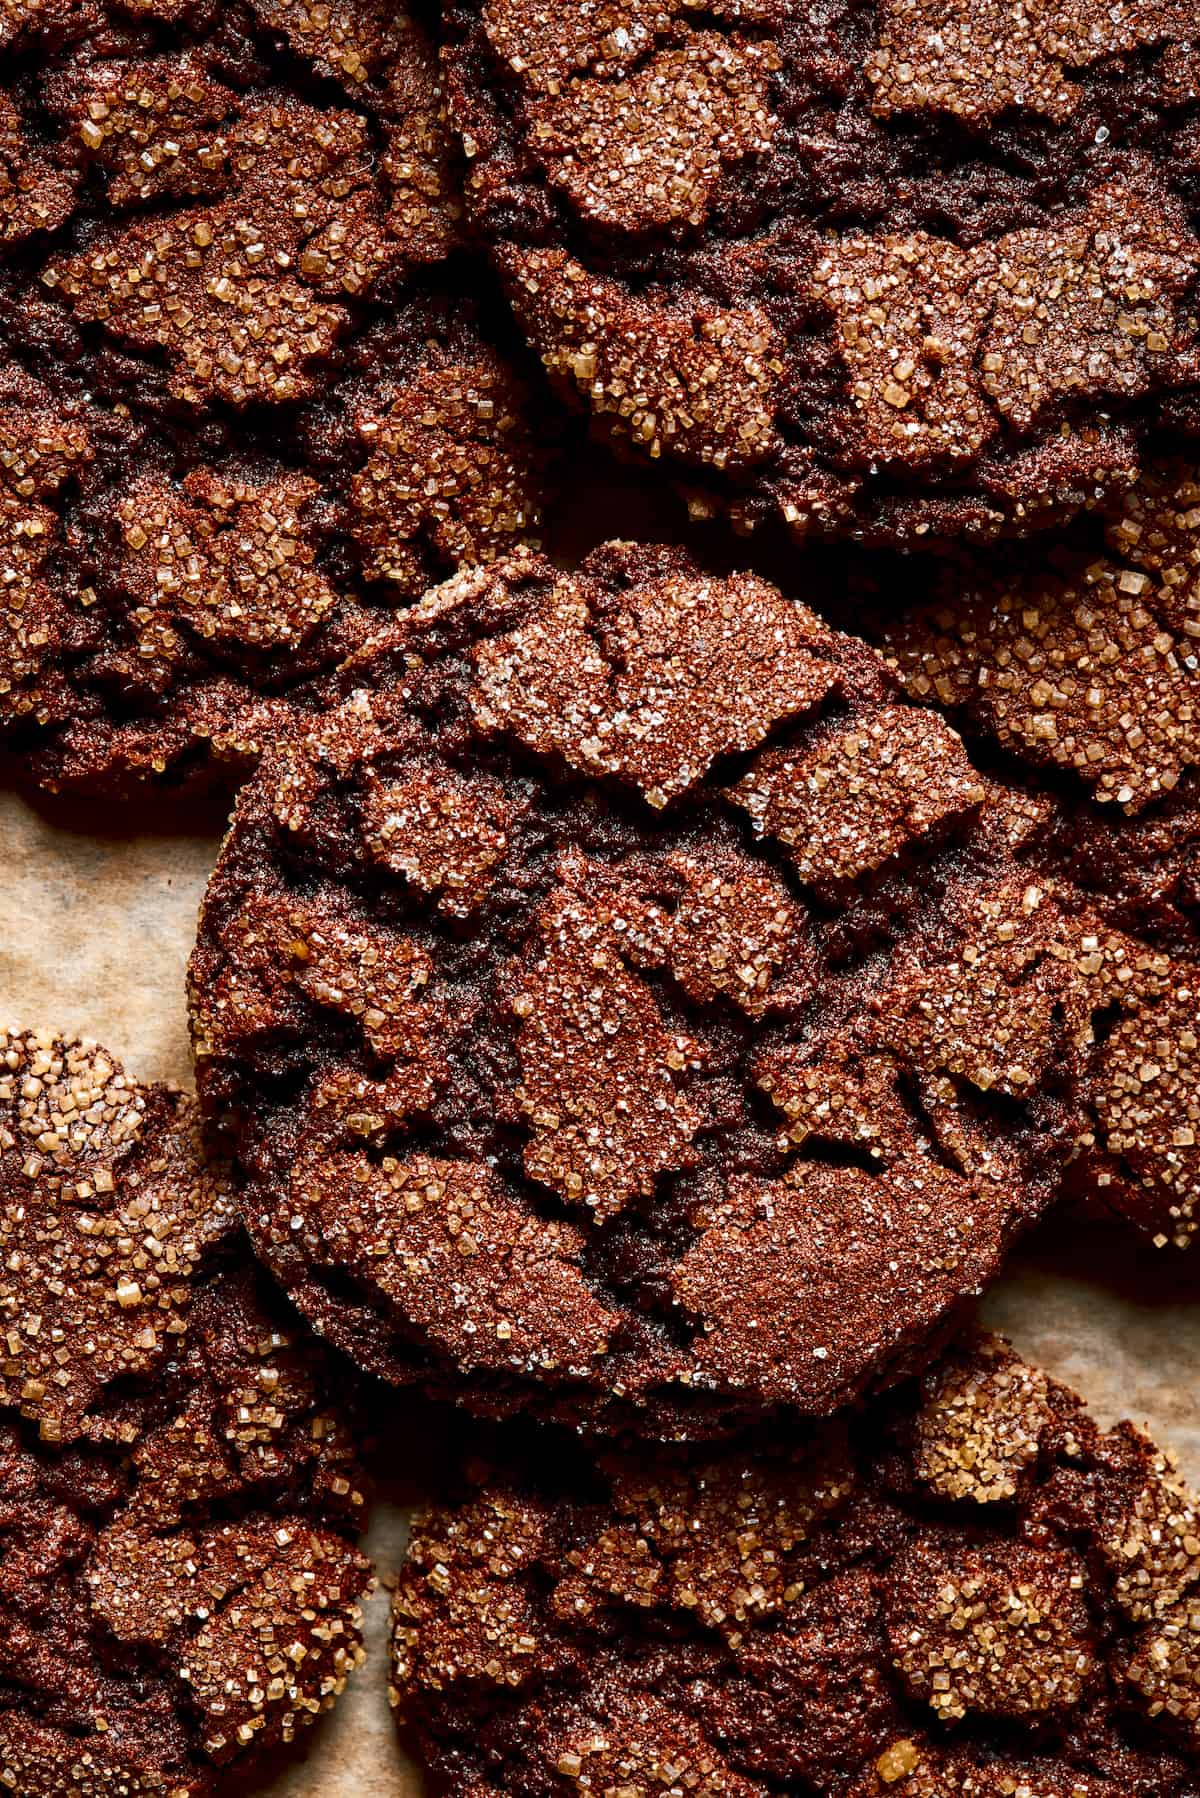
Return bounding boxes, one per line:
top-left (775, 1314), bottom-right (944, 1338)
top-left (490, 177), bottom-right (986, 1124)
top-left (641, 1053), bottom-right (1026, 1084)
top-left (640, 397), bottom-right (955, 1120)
top-left (391, 1331), bottom-right (1200, 1798)
top-left (879, 461), bottom-right (1200, 815)
top-left (0, 1027), bottom-right (371, 1793)
top-left (0, 0), bottom-right (550, 796)
top-left (445, 0), bottom-right (1200, 546)
top-left (190, 543), bottom-right (1192, 1438)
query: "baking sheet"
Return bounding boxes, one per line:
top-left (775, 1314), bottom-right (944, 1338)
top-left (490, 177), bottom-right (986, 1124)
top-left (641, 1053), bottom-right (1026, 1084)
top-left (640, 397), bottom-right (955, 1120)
top-left (1, 772), bottom-right (1197, 1796)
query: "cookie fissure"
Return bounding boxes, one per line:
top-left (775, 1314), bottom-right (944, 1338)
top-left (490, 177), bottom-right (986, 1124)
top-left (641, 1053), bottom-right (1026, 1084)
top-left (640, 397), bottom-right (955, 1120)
top-left (0, 1028), bottom-right (371, 1796)
top-left (391, 1332), bottom-right (1200, 1796)
top-left (0, 0), bottom-right (551, 795)
top-left (449, 0), bottom-right (1200, 541)
top-left (881, 482), bottom-right (1200, 814)
top-left (190, 544), bottom-right (1198, 1435)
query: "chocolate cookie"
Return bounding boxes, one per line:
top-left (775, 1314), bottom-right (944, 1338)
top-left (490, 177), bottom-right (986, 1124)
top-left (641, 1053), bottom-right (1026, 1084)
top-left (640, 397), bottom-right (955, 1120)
top-left (879, 460), bottom-right (1200, 816)
top-left (444, 0), bottom-right (1200, 547)
top-left (0, 0), bottom-right (549, 795)
top-left (189, 543), bottom-right (1192, 1438)
top-left (391, 1331), bottom-right (1200, 1798)
top-left (0, 1027), bottom-right (371, 1793)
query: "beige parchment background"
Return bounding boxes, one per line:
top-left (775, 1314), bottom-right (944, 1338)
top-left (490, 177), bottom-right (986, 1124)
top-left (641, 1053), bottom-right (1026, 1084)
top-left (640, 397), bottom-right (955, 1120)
top-left (1, 761), bottom-right (1198, 1796)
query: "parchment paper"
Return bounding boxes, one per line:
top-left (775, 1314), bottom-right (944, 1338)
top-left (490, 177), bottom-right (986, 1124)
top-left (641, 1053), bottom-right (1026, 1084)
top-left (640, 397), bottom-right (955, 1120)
top-left (1, 771), bottom-right (1197, 1797)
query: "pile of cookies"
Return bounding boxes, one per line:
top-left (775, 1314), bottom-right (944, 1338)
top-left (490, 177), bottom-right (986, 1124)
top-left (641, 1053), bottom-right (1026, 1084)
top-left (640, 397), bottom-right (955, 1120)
top-left (1, 0), bottom-right (1199, 1792)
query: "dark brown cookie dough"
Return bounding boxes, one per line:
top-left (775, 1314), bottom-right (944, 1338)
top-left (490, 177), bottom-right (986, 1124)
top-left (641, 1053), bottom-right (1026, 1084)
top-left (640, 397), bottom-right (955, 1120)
top-left (0, 1026), bottom-right (371, 1794)
top-left (391, 1331), bottom-right (1200, 1798)
top-left (189, 542), bottom-right (1190, 1436)
top-left (0, 0), bottom-right (550, 796)
top-left (444, 0), bottom-right (1200, 547)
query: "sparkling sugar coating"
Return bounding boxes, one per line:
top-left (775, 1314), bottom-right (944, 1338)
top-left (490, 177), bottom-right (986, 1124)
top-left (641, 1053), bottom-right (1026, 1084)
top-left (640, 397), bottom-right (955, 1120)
top-left (446, 0), bottom-right (1200, 544)
top-left (880, 463), bottom-right (1200, 813)
top-left (190, 542), bottom-right (1196, 1439)
top-left (392, 1332), bottom-right (1200, 1797)
top-left (0, 1028), bottom-right (231, 1443)
top-left (0, 0), bottom-right (548, 796)
top-left (0, 1030), bottom-right (370, 1797)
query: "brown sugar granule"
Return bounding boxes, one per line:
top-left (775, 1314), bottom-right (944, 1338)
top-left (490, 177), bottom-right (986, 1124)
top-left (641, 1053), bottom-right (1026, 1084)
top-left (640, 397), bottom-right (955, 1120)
top-left (0, 312), bottom-right (546, 796)
top-left (1080, 978), bottom-right (1200, 1249)
top-left (392, 1331), bottom-right (1200, 1795)
top-left (980, 180), bottom-right (1198, 435)
top-left (526, 35), bottom-right (780, 234)
top-left (50, 53), bottom-right (238, 208)
top-left (361, 764), bottom-right (519, 917)
top-left (285, 1122), bottom-right (618, 1376)
top-left (812, 181), bottom-right (1197, 480)
top-left (46, 104), bottom-right (390, 407)
top-left (477, 0), bottom-right (779, 96)
top-left (40, 22), bottom-right (465, 404)
top-left (115, 469), bottom-right (339, 663)
top-left (509, 877), bottom-right (707, 1222)
top-left (447, 0), bottom-right (1200, 543)
top-left (0, 1028), bottom-right (232, 1442)
top-left (1106, 460), bottom-right (1200, 644)
top-left (810, 233), bottom-right (997, 471)
top-left (608, 843), bottom-right (818, 1018)
top-left (910, 1336), bottom-right (1054, 1504)
top-left (0, 1030), bottom-right (369, 1795)
top-left (192, 542), bottom-right (1109, 1437)
top-left (0, 0), bottom-right (81, 50)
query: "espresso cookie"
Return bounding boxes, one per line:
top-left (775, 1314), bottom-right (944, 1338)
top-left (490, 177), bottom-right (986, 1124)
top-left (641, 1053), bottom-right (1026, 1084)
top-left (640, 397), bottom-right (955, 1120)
top-left (189, 543), bottom-right (1190, 1436)
top-left (0, 0), bottom-right (549, 795)
top-left (0, 1027), bottom-right (370, 1793)
top-left (391, 1331), bottom-right (1200, 1798)
top-left (444, 0), bottom-right (1200, 547)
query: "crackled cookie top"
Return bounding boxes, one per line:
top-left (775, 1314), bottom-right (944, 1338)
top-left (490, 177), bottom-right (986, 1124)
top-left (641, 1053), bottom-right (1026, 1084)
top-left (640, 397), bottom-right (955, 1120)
top-left (0, 0), bottom-right (548, 795)
top-left (392, 1332), bottom-right (1200, 1798)
top-left (868, 465), bottom-right (1200, 1257)
top-left (189, 543), bottom-right (1195, 1437)
top-left (446, 0), bottom-right (1200, 546)
top-left (0, 1029), bottom-right (370, 1797)
top-left (880, 461), bottom-right (1200, 815)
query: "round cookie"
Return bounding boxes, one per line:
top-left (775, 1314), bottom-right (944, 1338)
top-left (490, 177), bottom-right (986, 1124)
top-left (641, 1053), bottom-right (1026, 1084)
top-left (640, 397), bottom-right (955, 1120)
top-left (391, 1331), bottom-right (1200, 1798)
top-left (0, 0), bottom-right (550, 795)
top-left (0, 1027), bottom-right (370, 1794)
top-left (190, 543), bottom-right (1189, 1437)
top-left (444, 0), bottom-right (1200, 547)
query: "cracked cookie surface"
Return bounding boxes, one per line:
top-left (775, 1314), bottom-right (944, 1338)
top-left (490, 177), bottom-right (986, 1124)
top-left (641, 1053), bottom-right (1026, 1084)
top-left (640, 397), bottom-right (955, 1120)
top-left (0, 0), bottom-right (549, 795)
top-left (445, 0), bottom-right (1200, 547)
top-left (190, 543), bottom-right (1194, 1437)
top-left (391, 1331), bottom-right (1200, 1798)
top-left (0, 1027), bottom-right (370, 1796)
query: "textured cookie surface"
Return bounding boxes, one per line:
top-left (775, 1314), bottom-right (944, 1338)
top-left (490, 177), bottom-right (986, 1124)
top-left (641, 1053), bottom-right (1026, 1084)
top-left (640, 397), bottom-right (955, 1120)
top-left (879, 461), bottom-right (1200, 816)
top-left (0, 1028), bottom-right (370, 1795)
top-left (866, 463), bottom-right (1200, 1259)
top-left (0, 0), bottom-right (548, 795)
top-left (391, 1332), bottom-right (1200, 1797)
top-left (190, 544), bottom-right (1195, 1438)
top-left (445, 0), bottom-right (1200, 546)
